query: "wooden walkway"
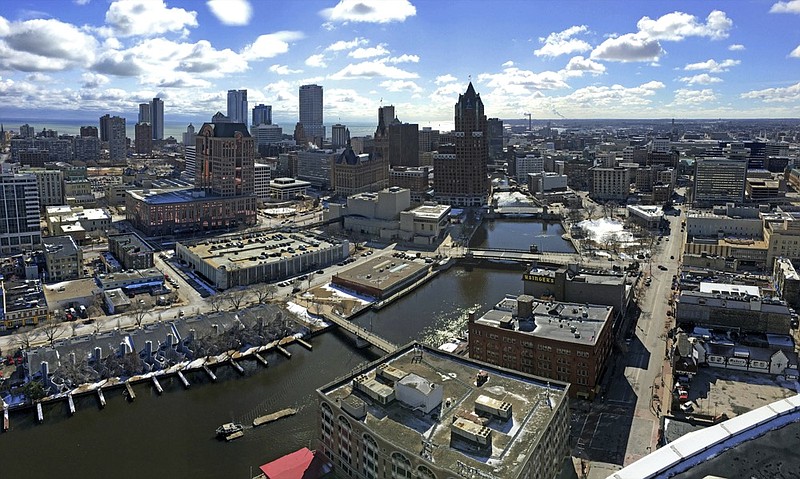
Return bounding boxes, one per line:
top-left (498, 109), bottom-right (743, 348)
top-left (324, 313), bottom-right (397, 353)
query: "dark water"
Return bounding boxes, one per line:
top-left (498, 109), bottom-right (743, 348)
top-left (1, 221), bottom-right (558, 477)
top-left (470, 219), bottom-right (576, 253)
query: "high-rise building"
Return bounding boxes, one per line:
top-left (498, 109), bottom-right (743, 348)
top-left (331, 123), bottom-right (349, 148)
top-left (253, 124), bottom-right (283, 148)
top-left (135, 122), bottom-right (153, 154)
top-left (388, 122), bottom-right (419, 167)
top-left (184, 146), bottom-right (196, 182)
top-left (0, 172), bottom-right (41, 253)
top-left (17, 167), bottom-right (63, 207)
top-left (194, 122), bottom-right (254, 197)
top-left (99, 114), bottom-right (111, 142)
top-left (434, 83), bottom-right (489, 206)
top-left (330, 146), bottom-right (388, 196)
top-left (108, 116), bottom-right (127, 162)
top-left (182, 123), bottom-right (196, 146)
top-left (138, 103), bottom-right (151, 124)
top-left (693, 157), bottom-right (748, 206)
top-left (487, 118), bottom-right (504, 163)
top-left (227, 89), bottom-right (248, 124)
top-left (150, 97), bottom-right (164, 140)
top-left (252, 104), bottom-right (272, 126)
top-left (418, 126), bottom-right (439, 154)
top-left (19, 124), bottom-right (35, 138)
top-left (80, 126), bottom-right (98, 138)
top-left (373, 105), bottom-right (392, 163)
top-left (299, 84), bottom-right (324, 141)
top-left (73, 136), bottom-right (100, 163)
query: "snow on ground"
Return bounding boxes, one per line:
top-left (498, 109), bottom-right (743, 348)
top-left (579, 218), bottom-right (634, 242)
top-left (285, 301), bottom-right (330, 328)
top-left (493, 191), bottom-right (535, 207)
top-left (322, 283), bottom-right (374, 305)
top-left (263, 207), bottom-right (296, 216)
top-left (45, 280), bottom-right (73, 291)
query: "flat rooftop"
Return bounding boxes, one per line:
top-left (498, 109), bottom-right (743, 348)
top-left (319, 343), bottom-right (568, 477)
top-left (410, 203), bottom-right (451, 219)
top-left (333, 255), bottom-right (429, 294)
top-left (127, 188), bottom-right (250, 205)
top-left (474, 296), bottom-right (612, 346)
top-left (42, 236), bottom-right (80, 258)
top-left (181, 232), bottom-right (341, 269)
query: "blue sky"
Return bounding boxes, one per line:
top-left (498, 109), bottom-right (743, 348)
top-left (1, 0), bottom-right (799, 129)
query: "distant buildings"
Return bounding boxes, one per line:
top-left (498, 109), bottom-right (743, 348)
top-left (42, 235), bottom-right (83, 283)
top-left (150, 97), bottom-right (164, 140)
top-left (330, 147), bottom-right (388, 197)
top-left (692, 157), bottom-right (747, 206)
top-left (134, 122), bottom-right (152, 154)
top-left (252, 103), bottom-right (272, 126)
top-left (0, 172), bottom-right (41, 254)
top-left (138, 103), bottom-right (151, 124)
top-left (182, 123), bottom-right (196, 146)
top-left (299, 84), bottom-right (324, 141)
top-left (434, 83), bottom-right (489, 206)
top-left (331, 123), bottom-right (349, 148)
top-left (227, 89), bottom-right (248, 124)
top-left (107, 116), bottom-right (127, 162)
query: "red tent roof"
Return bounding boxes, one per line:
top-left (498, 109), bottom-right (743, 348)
top-left (259, 448), bottom-right (329, 479)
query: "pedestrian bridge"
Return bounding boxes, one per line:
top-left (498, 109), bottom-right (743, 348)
top-left (324, 313), bottom-right (397, 354)
top-left (456, 248), bottom-right (581, 266)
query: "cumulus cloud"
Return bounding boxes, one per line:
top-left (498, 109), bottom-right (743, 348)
top-left (770, 0), bottom-right (800, 14)
top-left (636, 10), bottom-right (732, 41)
top-left (502, 61), bottom-right (514, 67)
top-left (435, 74), bottom-right (457, 84)
top-left (591, 33), bottom-right (662, 62)
top-left (678, 73), bottom-right (722, 85)
top-left (683, 58), bottom-right (740, 72)
top-left (728, 43), bottom-right (745, 51)
top-left (326, 37), bottom-right (369, 51)
top-left (329, 61), bottom-right (418, 80)
top-left (348, 44), bottom-right (389, 59)
top-left (0, 17), bottom-right (99, 71)
top-left (380, 80), bottom-right (422, 93)
top-left (478, 66), bottom-right (570, 93)
top-left (207, 0), bottom-right (252, 26)
top-left (105, 0), bottom-right (198, 37)
top-left (81, 72), bottom-right (109, 88)
top-left (534, 25), bottom-right (591, 57)
top-left (672, 88), bottom-right (717, 105)
top-left (240, 31), bottom-right (304, 60)
top-left (741, 81), bottom-right (800, 102)
top-left (25, 72), bottom-right (52, 82)
top-left (269, 64), bottom-right (302, 75)
top-left (324, 88), bottom-right (374, 118)
top-left (564, 56), bottom-right (606, 76)
top-left (385, 54), bottom-right (419, 64)
top-left (563, 80), bottom-right (665, 107)
top-left (91, 50), bottom-right (144, 76)
top-left (791, 45), bottom-right (800, 57)
top-left (305, 54), bottom-right (327, 68)
top-left (320, 0), bottom-right (416, 24)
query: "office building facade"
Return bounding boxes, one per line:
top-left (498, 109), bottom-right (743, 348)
top-left (0, 172), bottom-right (41, 253)
top-left (108, 116), bottom-right (127, 162)
top-left (252, 104), bottom-right (272, 126)
top-left (134, 122), bottom-right (152, 154)
top-left (138, 103), bottom-right (151, 124)
top-left (331, 123), bottom-right (349, 148)
top-left (693, 157), bottom-right (747, 206)
top-left (299, 84), bottom-right (324, 141)
top-left (227, 89), bottom-right (248, 124)
top-left (150, 97), bottom-right (164, 140)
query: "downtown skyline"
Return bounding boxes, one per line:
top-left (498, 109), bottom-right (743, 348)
top-left (0, 0), bottom-right (800, 128)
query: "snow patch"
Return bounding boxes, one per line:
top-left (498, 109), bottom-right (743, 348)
top-left (285, 301), bottom-right (330, 328)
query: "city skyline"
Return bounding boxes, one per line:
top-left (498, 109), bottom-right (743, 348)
top-left (0, 0), bottom-right (800, 128)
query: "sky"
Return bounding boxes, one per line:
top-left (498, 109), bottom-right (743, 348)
top-left (0, 0), bottom-right (799, 130)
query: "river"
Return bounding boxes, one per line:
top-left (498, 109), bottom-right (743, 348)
top-left (0, 221), bottom-right (548, 477)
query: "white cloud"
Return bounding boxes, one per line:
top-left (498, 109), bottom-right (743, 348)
top-left (305, 54), bottom-right (327, 68)
top-left (320, 0), bottom-right (416, 24)
top-left (348, 44), bottom-right (389, 59)
top-left (791, 45), bottom-right (800, 58)
top-left (770, 0), bottom-right (800, 14)
top-left (380, 80), bottom-right (422, 93)
top-left (81, 72), bottom-right (109, 88)
top-left (534, 25), bottom-right (591, 57)
top-left (741, 82), bottom-right (800, 102)
top-left (105, 0), bottom-right (198, 37)
top-left (636, 10), bottom-right (732, 41)
top-left (269, 64), bottom-right (302, 75)
top-left (672, 88), bottom-right (717, 105)
top-left (25, 72), bottom-right (52, 82)
top-left (435, 74), bottom-right (457, 84)
top-left (74, 0), bottom-right (91, 4)
top-left (240, 31), bottom-right (304, 60)
top-left (502, 61), bottom-right (515, 67)
top-left (326, 37), bottom-right (369, 51)
top-left (591, 33), bottom-right (662, 62)
top-left (329, 61), bottom-right (418, 80)
top-left (563, 80), bottom-right (665, 107)
top-left (325, 88), bottom-right (375, 118)
top-left (478, 67), bottom-right (570, 93)
top-left (728, 43), bottom-right (745, 51)
top-left (385, 54), bottom-right (419, 64)
top-left (0, 18), bottom-right (99, 72)
top-left (683, 58), bottom-right (740, 73)
top-left (564, 56), bottom-right (606, 76)
top-left (207, 0), bottom-right (252, 26)
top-left (678, 73), bottom-right (722, 85)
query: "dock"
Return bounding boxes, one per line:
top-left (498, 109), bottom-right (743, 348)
top-left (229, 359), bottom-right (244, 375)
top-left (296, 338), bottom-right (313, 350)
top-left (177, 370), bottom-right (190, 388)
top-left (67, 395), bottom-right (75, 415)
top-left (97, 388), bottom-right (106, 408)
top-left (36, 402), bottom-right (43, 423)
top-left (276, 346), bottom-right (292, 358)
top-left (203, 365), bottom-right (217, 382)
top-left (225, 431), bottom-right (244, 441)
top-left (152, 376), bottom-right (163, 394)
top-left (3, 405), bottom-right (9, 431)
top-left (125, 382), bottom-right (136, 400)
top-left (254, 353), bottom-right (269, 367)
top-left (253, 407), bottom-right (297, 427)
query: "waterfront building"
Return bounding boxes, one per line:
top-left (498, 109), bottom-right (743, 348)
top-left (138, 103), bottom-right (151, 124)
top-left (331, 123), bottom-right (349, 148)
top-left (108, 232), bottom-right (154, 270)
top-left (515, 154), bottom-right (544, 184)
top-left (527, 172), bottom-right (568, 196)
top-left (108, 115), bottom-right (127, 162)
top-left (42, 235), bottom-right (83, 283)
top-left (299, 84), bottom-right (324, 141)
top-left (331, 255), bottom-right (430, 299)
top-left (692, 157), bottom-right (747, 206)
top-left (175, 232), bottom-right (348, 289)
top-left (252, 103), bottom-right (272, 127)
top-left (134, 122), bottom-right (152, 154)
top-left (315, 342), bottom-right (570, 479)
top-left (523, 265), bottom-right (631, 319)
top-left (227, 89), bottom-right (248, 124)
top-left (469, 295), bottom-right (614, 399)
top-left (151, 97), bottom-right (164, 140)
top-left (0, 172), bottom-right (41, 254)
top-left (16, 167), bottom-right (63, 207)
top-left (330, 147), bottom-right (389, 197)
top-left (434, 83), bottom-right (489, 207)
top-left (0, 279), bottom-right (49, 330)
top-left (267, 177), bottom-right (310, 201)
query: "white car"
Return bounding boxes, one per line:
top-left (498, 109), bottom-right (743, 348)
top-left (680, 400), bottom-right (695, 413)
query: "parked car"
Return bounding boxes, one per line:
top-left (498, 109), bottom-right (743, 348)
top-left (680, 400), bottom-right (695, 413)
top-left (678, 389), bottom-right (689, 402)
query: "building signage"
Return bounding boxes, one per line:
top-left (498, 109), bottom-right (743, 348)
top-left (523, 274), bottom-right (555, 284)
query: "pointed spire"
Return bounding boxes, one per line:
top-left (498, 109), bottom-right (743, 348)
top-left (465, 81), bottom-right (476, 97)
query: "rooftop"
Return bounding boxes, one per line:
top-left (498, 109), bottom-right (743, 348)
top-left (1, 279), bottom-right (47, 315)
top-left (332, 255), bottom-right (429, 295)
top-left (319, 342), bottom-right (568, 477)
top-left (408, 203), bottom-right (451, 220)
top-left (42, 236), bottom-right (80, 259)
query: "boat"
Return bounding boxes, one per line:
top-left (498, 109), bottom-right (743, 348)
top-left (216, 422), bottom-right (244, 437)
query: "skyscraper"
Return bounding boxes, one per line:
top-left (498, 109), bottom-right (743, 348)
top-left (138, 103), bottom-right (151, 124)
top-left (182, 123), bottom-right (196, 146)
top-left (252, 104), bottom-right (272, 126)
top-left (99, 114), bottom-right (111, 142)
top-left (487, 118), bottom-right (504, 163)
top-left (434, 82), bottom-right (489, 206)
top-left (227, 89), bottom-right (248, 124)
top-left (0, 172), bottom-right (41, 253)
top-left (388, 122), bottom-right (419, 167)
top-left (150, 97), bottom-right (164, 140)
top-left (108, 116), bottom-right (127, 161)
top-left (195, 122), bottom-right (254, 197)
top-left (331, 123), bottom-right (349, 148)
top-left (135, 122), bottom-right (152, 154)
top-left (299, 84), bottom-right (324, 141)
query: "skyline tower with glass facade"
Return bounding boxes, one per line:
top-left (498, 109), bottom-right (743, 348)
top-left (0, 172), bottom-right (41, 254)
top-left (227, 89), bottom-right (248, 124)
top-left (138, 103), bottom-right (151, 124)
top-left (252, 104), bottom-right (272, 126)
top-left (150, 97), bottom-right (164, 140)
top-left (299, 84), bottom-right (324, 141)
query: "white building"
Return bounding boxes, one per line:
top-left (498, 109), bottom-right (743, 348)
top-left (267, 177), bottom-right (310, 201)
top-left (17, 167), bottom-right (63, 207)
top-left (0, 172), bottom-right (41, 253)
top-left (591, 166), bottom-right (629, 201)
top-left (254, 162), bottom-right (276, 202)
top-left (515, 154), bottom-right (544, 183)
top-left (528, 172), bottom-right (568, 194)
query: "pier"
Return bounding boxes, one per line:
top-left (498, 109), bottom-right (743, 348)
top-left (458, 247), bottom-right (581, 266)
top-left (203, 365), bottom-right (217, 382)
top-left (254, 353), bottom-right (269, 367)
top-left (177, 371), bottom-right (190, 388)
top-left (67, 395), bottom-right (75, 416)
top-left (152, 376), bottom-right (163, 394)
top-left (324, 313), bottom-right (397, 353)
top-left (277, 345), bottom-right (292, 358)
top-left (97, 388), bottom-right (106, 408)
top-left (229, 359), bottom-right (244, 375)
top-left (3, 404), bottom-right (9, 431)
top-left (36, 402), bottom-right (43, 423)
top-left (296, 338), bottom-right (313, 350)
top-left (125, 382), bottom-right (137, 400)
top-left (253, 408), bottom-right (297, 427)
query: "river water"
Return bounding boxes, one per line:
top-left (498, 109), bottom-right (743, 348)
top-left (0, 221), bottom-right (543, 477)
top-left (470, 219), bottom-right (576, 253)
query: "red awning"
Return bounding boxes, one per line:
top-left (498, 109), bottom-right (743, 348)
top-left (258, 448), bottom-right (328, 479)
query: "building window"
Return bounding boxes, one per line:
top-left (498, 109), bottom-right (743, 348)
top-left (363, 434), bottom-right (379, 479)
top-left (391, 452), bottom-right (412, 479)
top-left (417, 465), bottom-right (436, 479)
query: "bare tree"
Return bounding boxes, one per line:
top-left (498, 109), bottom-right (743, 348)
top-left (585, 202), bottom-right (598, 220)
top-left (93, 319), bottom-right (103, 335)
top-left (41, 317), bottom-right (64, 347)
top-left (253, 284), bottom-right (271, 304)
top-left (227, 289), bottom-right (247, 309)
top-left (15, 328), bottom-right (33, 351)
top-left (132, 304), bottom-right (149, 328)
top-left (209, 293), bottom-right (226, 313)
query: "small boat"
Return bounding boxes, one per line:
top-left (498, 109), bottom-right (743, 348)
top-left (216, 422), bottom-right (244, 437)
